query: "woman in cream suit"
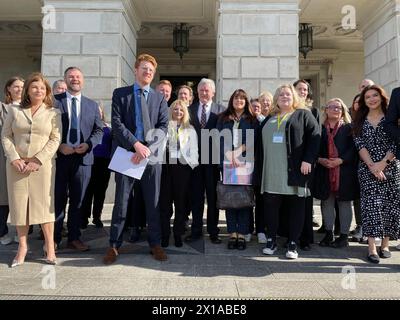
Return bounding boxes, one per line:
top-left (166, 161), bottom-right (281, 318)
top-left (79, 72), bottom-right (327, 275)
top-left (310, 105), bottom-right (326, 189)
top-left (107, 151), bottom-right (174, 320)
top-left (1, 72), bottom-right (61, 267)
top-left (160, 99), bottom-right (199, 248)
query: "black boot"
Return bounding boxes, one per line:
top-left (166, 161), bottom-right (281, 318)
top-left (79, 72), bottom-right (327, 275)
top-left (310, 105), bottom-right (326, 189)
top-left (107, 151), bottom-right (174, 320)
top-left (331, 234), bottom-right (349, 248)
top-left (319, 231), bottom-right (334, 247)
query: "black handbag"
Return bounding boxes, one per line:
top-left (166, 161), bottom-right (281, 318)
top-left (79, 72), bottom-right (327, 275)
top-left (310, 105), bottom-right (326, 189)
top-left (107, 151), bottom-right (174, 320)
top-left (216, 181), bottom-right (255, 209)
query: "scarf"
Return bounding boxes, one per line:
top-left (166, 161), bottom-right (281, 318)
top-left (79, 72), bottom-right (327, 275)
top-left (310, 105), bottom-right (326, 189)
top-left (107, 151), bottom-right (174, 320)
top-left (325, 120), bottom-right (343, 193)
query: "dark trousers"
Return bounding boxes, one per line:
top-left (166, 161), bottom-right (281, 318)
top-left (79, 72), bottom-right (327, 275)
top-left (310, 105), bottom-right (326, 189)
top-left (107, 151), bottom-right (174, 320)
top-left (353, 198), bottom-right (361, 226)
top-left (126, 184), bottom-right (147, 229)
top-left (190, 164), bottom-right (220, 237)
top-left (263, 193), bottom-right (305, 243)
top-left (226, 207), bottom-right (251, 235)
top-left (249, 187), bottom-right (265, 234)
top-left (109, 165), bottom-right (162, 248)
top-left (299, 196), bottom-right (314, 245)
top-left (160, 163), bottom-right (192, 239)
top-left (54, 155), bottom-right (91, 244)
top-left (0, 205), bottom-right (9, 237)
top-left (81, 157), bottom-right (111, 223)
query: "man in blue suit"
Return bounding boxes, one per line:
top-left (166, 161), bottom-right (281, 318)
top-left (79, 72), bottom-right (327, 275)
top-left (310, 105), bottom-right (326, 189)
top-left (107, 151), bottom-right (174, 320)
top-left (103, 54), bottom-right (169, 264)
top-left (54, 67), bottom-right (103, 251)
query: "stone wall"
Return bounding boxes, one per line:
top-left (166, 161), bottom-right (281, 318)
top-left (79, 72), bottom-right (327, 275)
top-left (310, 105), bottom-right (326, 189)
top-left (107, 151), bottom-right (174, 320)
top-left (363, 0), bottom-right (400, 95)
top-left (41, 0), bottom-right (138, 121)
top-left (217, 0), bottom-right (299, 104)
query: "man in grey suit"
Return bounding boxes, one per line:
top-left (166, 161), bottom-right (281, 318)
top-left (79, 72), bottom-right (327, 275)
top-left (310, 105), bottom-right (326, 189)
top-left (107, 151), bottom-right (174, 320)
top-left (103, 54), bottom-right (169, 264)
top-left (54, 67), bottom-right (103, 251)
top-left (185, 78), bottom-right (226, 244)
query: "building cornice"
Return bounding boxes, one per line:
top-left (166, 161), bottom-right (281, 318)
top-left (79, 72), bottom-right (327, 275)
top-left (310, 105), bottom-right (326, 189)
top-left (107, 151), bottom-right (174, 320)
top-left (360, 0), bottom-right (397, 38)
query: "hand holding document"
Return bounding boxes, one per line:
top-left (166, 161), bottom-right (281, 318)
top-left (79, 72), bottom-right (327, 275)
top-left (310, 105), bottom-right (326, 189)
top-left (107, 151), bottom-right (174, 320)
top-left (108, 146), bottom-right (149, 179)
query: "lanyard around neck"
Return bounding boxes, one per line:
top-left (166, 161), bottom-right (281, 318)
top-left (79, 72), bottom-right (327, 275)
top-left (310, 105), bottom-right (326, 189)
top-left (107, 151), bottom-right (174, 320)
top-left (277, 113), bottom-right (289, 130)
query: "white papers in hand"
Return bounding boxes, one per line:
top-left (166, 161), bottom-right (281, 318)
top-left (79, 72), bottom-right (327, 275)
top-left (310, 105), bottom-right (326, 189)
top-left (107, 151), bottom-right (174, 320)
top-left (108, 146), bottom-right (149, 180)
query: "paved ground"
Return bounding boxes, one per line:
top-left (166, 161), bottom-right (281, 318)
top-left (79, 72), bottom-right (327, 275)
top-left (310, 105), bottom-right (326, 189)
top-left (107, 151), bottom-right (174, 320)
top-left (1, 204), bottom-right (400, 300)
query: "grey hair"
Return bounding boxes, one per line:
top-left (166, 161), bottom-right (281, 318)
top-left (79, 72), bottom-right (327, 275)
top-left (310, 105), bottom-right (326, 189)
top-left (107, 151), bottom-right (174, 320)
top-left (198, 78), bottom-right (215, 93)
top-left (52, 79), bottom-right (66, 91)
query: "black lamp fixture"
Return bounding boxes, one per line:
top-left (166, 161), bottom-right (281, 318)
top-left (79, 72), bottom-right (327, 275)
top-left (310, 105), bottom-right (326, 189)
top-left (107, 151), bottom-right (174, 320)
top-left (173, 23), bottom-right (189, 60)
top-left (299, 23), bottom-right (313, 59)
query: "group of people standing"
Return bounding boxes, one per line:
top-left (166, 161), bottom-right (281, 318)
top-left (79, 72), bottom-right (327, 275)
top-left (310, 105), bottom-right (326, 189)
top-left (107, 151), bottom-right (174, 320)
top-left (0, 53), bottom-right (399, 267)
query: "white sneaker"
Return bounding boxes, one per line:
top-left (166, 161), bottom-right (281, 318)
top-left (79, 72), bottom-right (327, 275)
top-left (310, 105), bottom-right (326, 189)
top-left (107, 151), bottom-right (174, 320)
top-left (262, 238), bottom-right (277, 255)
top-left (286, 241), bottom-right (299, 259)
top-left (244, 233), bottom-right (252, 242)
top-left (257, 233), bottom-right (267, 244)
top-left (0, 234), bottom-right (13, 245)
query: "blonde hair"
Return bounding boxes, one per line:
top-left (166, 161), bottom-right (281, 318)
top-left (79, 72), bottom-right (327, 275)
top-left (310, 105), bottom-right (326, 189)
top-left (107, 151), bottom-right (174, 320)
top-left (168, 99), bottom-right (191, 129)
top-left (269, 84), bottom-right (305, 116)
top-left (321, 98), bottom-right (352, 124)
top-left (259, 90), bottom-right (273, 103)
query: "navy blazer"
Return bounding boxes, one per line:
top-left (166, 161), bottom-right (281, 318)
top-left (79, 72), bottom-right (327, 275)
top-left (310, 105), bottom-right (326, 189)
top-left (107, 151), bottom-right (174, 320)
top-left (312, 123), bottom-right (359, 201)
top-left (384, 87), bottom-right (400, 158)
top-left (111, 85), bottom-right (169, 156)
top-left (54, 92), bottom-right (103, 165)
top-left (189, 101), bottom-right (226, 165)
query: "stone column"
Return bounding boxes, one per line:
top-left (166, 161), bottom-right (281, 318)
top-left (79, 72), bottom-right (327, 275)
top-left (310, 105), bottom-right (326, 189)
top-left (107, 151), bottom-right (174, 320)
top-left (41, 0), bottom-right (140, 120)
top-left (362, 0), bottom-right (400, 95)
top-left (216, 0), bottom-right (299, 105)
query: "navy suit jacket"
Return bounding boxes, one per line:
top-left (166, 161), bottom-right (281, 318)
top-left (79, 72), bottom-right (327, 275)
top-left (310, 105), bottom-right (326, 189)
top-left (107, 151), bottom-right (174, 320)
top-left (54, 92), bottom-right (103, 165)
top-left (384, 87), bottom-right (400, 158)
top-left (111, 85), bottom-right (169, 157)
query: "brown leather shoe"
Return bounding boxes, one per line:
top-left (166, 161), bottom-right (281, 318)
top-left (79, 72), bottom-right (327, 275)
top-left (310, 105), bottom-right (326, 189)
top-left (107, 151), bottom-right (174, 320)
top-left (103, 247), bottom-right (119, 265)
top-left (67, 240), bottom-right (89, 252)
top-left (150, 245), bottom-right (168, 261)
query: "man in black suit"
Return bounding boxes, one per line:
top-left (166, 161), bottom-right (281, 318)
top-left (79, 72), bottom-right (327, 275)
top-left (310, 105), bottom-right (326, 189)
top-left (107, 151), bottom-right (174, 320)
top-left (54, 67), bottom-right (103, 251)
top-left (384, 87), bottom-right (400, 159)
top-left (185, 78), bottom-right (225, 244)
top-left (103, 54), bottom-right (169, 264)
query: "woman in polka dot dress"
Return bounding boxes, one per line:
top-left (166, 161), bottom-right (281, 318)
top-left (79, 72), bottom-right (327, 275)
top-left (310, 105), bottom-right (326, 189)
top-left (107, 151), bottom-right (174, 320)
top-left (352, 84), bottom-right (400, 264)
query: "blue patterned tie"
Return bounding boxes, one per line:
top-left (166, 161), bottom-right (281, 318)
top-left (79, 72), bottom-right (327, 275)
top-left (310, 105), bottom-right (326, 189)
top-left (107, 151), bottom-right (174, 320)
top-left (70, 97), bottom-right (78, 144)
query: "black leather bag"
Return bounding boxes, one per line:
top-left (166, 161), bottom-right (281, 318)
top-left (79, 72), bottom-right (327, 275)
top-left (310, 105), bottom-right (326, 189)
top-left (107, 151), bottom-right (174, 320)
top-left (216, 181), bottom-right (255, 209)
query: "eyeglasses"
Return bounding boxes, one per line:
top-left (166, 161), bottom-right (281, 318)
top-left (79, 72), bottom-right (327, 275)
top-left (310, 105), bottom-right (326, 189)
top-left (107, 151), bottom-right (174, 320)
top-left (326, 105), bottom-right (342, 112)
top-left (140, 66), bottom-right (154, 73)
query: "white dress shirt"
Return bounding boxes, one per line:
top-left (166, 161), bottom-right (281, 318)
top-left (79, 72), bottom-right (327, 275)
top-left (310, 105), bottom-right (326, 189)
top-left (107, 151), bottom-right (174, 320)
top-left (66, 91), bottom-right (82, 147)
top-left (197, 101), bottom-right (212, 125)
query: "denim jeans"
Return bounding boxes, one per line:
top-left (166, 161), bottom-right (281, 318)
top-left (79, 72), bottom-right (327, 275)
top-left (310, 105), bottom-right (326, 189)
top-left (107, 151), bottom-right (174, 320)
top-left (226, 207), bottom-right (252, 235)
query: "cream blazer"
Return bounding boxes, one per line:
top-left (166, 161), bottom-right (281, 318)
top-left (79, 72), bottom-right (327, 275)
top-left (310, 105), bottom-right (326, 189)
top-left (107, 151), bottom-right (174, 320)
top-left (167, 123), bottom-right (199, 169)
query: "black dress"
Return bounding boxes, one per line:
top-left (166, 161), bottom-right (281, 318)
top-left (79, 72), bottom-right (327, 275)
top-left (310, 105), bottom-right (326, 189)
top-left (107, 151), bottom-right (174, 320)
top-left (354, 118), bottom-right (400, 239)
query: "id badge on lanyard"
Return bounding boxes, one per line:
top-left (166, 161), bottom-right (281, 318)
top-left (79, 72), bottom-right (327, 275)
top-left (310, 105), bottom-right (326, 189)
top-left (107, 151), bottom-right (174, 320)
top-left (272, 132), bottom-right (284, 143)
top-left (272, 113), bottom-right (288, 144)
